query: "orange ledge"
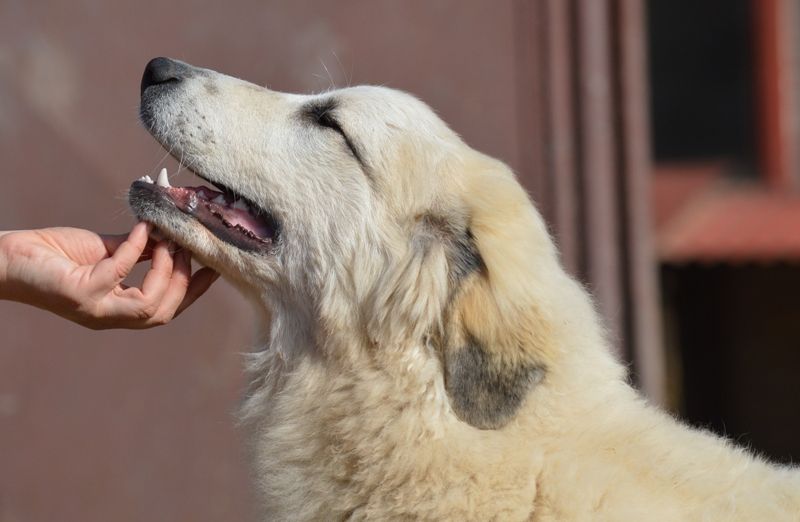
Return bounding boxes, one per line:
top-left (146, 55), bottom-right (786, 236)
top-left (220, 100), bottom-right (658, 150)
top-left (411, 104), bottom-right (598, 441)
top-left (654, 163), bottom-right (800, 263)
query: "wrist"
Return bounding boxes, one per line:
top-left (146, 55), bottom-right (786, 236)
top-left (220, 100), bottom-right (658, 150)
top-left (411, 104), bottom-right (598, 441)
top-left (0, 231), bottom-right (28, 302)
top-left (0, 232), bottom-right (13, 300)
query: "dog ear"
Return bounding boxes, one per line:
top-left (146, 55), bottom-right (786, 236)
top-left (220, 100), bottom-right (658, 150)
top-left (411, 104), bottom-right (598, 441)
top-left (439, 165), bottom-right (551, 430)
top-left (366, 160), bottom-right (553, 430)
top-left (442, 276), bottom-right (546, 430)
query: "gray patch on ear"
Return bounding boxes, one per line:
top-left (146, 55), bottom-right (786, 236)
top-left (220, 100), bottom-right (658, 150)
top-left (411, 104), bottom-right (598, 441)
top-left (445, 335), bottom-right (544, 430)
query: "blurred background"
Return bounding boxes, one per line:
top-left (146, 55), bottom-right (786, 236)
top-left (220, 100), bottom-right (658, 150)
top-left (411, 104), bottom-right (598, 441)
top-left (2, 0), bottom-right (800, 520)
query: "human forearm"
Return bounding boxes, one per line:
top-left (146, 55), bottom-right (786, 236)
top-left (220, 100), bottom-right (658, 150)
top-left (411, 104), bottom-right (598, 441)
top-left (0, 231), bottom-right (19, 301)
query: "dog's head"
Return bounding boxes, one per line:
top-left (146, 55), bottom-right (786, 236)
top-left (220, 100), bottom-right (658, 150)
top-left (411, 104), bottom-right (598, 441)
top-left (130, 58), bottom-right (575, 429)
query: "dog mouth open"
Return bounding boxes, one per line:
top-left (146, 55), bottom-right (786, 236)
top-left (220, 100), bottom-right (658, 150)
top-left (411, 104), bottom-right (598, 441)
top-left (130, 168), bottom-right (279, 253)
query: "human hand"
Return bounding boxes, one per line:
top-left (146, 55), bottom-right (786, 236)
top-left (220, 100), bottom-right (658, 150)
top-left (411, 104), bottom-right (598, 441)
top-left (0, 223), bottom-right (219, 329)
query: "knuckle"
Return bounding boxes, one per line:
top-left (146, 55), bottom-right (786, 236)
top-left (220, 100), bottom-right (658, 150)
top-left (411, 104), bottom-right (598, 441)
top-left (114, 260), bottom-right (132, 281)
top-left (176, 275), bottom-right (191, 290)
top-left (150, 313), bottom-right (171, 326)
top-left (74, 299), bottom-right (103, 320)
top-left (139, 301), bottom-right (160, 319)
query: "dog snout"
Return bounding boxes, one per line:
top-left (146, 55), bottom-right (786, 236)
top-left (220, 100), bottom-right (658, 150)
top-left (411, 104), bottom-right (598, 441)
top-left (141, 57), bottom-right (194, 96)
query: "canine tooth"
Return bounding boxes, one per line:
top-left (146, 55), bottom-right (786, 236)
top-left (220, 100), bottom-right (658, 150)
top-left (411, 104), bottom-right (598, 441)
top-left (232, 199), bottom-right (249, 211)
top-left (156, 168), bottom-right (170, 187)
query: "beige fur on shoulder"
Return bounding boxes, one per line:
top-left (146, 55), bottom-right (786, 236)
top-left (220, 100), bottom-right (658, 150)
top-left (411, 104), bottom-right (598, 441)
top-left (130, 58), bottom-right (800, 521)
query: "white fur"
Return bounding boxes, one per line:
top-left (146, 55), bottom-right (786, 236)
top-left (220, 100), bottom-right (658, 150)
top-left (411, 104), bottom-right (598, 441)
top-left (134, 62), bottom-right (800, 521)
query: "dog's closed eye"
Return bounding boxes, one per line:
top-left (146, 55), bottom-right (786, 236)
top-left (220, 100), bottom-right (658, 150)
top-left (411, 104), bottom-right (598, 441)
top-left (306, 100), bottom-right (365, 166)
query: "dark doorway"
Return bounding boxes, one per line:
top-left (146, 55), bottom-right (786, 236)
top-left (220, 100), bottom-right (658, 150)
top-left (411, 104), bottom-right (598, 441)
top-left (648, 0), bottom-right (756, 170)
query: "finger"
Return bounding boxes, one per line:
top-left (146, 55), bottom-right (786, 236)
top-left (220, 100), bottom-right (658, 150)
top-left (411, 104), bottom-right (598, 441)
top-left (174, 267), bottom-right (221, 317)
top-left (139, 241), bottom-right (175, 304)
top-left (89, 222), bottom-right (153, 290)
top-left (105, 238), bottom-right (157, 261)
top-left (148, 248), bottom-right (193, 322)
top-left (102, 223), bottom-right (156, 261)
top-left (92, 243), bottom-right (181, 325)
top-left (101, 222), bottom-right (150, 251)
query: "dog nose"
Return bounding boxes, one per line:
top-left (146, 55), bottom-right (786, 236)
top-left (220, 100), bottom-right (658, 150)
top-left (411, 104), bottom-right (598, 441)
top-left (141, 57), bottom-right (192, 95)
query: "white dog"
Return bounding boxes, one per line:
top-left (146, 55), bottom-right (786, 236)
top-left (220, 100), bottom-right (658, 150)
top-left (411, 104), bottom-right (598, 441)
top-left (130, 58), bottom-right (800, 521)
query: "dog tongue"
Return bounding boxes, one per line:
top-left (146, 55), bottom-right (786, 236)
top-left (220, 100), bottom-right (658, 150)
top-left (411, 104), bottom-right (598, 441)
top-left (218, 205), bottom-right (273, 238)
top-left (181, 185), bottom-right (274, 239)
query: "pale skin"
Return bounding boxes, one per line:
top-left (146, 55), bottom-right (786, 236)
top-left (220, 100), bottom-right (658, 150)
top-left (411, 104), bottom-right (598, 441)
top-left (0, 222), bottom-right (219, 329)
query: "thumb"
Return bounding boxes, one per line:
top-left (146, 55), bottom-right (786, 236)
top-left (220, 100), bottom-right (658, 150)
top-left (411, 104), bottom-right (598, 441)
top-left (88, 222), bottom-right (151, 290)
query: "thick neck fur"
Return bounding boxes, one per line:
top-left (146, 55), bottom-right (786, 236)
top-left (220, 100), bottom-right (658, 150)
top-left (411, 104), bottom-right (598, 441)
top-left (240, 264), bottom-right (800, 521)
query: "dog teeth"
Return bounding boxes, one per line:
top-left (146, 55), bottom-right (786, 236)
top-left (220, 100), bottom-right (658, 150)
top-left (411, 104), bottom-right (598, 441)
top-left (137, 175), bottom-right (154, 183)
top-left (156, 168), bottom-right (171, 188)
top-left (232, 199), bottom-right (250, 211)
top-left (213, 195), bottom-right (226, 205)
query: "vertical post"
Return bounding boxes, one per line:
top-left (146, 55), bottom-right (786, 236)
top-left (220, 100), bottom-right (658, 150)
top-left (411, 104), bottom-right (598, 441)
top-left (616, 0), bottom-right (667, 405)
top-left (544, 0), bottom-right (581, 277)
top-left (514, 0), bottom-right (665, 401)
top-left (575, 0), bottom-right (625, 351)
top-left (513, 0), bottom-right (551, 221)
top-left (754, 0), bottom-right (799, 190)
